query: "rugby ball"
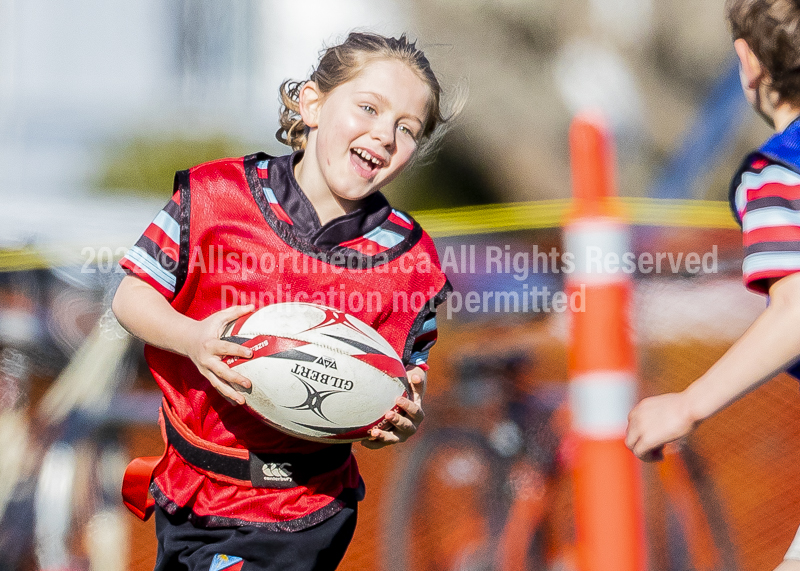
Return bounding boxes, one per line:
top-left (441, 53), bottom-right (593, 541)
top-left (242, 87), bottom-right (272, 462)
top-left (221, 302), bottom-right (410, 443)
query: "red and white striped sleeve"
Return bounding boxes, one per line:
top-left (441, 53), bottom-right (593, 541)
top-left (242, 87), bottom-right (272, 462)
top-left (733, 157), bottom-right (800, 294)
top-left (408, 309), bottom-right (438, 371)
top-left (119, 192), bottom-right (182, 300)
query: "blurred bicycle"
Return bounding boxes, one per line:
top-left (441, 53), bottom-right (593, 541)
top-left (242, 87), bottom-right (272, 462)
top-left (382, 354), bottom-right (739, 571)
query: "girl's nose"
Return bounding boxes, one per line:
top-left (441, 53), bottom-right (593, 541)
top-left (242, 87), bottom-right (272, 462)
top-left (372, 120), bottom-right (396, 149)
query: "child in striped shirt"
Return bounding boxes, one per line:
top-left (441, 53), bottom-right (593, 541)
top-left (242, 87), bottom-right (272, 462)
top-left (626, 1), bottom-right (800, 568)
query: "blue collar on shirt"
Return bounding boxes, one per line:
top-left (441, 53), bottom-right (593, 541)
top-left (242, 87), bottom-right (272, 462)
top-left (760, 116), bottom-right (800, 172)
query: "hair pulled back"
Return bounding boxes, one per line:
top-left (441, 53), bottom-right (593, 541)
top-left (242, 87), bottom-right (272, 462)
top-left (277, 32), bottom-right (452, 158)
top-left (726, 0), bottom-right (800, 105)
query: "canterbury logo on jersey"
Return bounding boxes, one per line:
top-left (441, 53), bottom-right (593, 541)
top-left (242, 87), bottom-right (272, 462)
top-left (261, 462), bottom-right (293, 482)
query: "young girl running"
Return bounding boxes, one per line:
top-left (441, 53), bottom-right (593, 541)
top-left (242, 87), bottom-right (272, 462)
top-left (112, 32), bottom-right (454, 571)
top-left (626, 1), bottom-right (800, 568)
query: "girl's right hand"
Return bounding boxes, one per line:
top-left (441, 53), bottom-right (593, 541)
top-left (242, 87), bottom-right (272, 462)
top-left (182, 304), bottom-right (256, 405)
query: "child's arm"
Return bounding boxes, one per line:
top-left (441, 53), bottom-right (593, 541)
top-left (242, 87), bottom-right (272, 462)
top-left (111, 275), bottom-right (255, 405)
top-left (362, 366), bottom-right (426, 449)
top-left (626, 271), bottom-right (800, 461)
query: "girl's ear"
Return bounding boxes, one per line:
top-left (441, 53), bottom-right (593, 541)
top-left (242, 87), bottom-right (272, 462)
top-left (298, 81), bottom-right (323, 129)
top-left (734, 38), bottom-right (764, 89)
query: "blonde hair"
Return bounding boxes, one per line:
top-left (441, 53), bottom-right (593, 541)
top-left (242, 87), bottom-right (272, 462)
top-left (276, 32), bottom-right (457, 160)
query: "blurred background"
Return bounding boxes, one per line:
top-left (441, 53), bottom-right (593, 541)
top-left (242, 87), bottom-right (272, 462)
top-left (2, 0), bottom-right (799, 570)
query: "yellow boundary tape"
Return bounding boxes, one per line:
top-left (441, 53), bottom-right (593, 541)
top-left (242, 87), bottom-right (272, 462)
top-left (413, 197), bottom-right (738, 238)
top-left (0, 249), bottom-right (55, 272)
top-left (0, 198), bottom-right (738, 272)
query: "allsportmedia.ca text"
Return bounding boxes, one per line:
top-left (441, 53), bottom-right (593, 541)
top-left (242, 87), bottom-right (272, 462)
top-left (81, 245), bottom-right (436, 277)
top-left (83, 244), bottom-right (719, 278)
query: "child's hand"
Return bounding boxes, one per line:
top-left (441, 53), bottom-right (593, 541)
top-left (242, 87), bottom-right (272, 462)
top-left (625, 391), bottom-right (698, 462)
top-left (362, 367), bottom-right (426, 450)
top-left (183, 304), bottom-right (255, 406)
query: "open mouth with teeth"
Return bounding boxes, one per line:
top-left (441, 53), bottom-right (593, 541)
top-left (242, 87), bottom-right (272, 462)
top-left (350, 147), bottom-right (385, 178)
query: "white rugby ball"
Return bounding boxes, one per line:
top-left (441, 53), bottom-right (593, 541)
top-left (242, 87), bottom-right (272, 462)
top-left (221, 302), bottom-right (410, 443)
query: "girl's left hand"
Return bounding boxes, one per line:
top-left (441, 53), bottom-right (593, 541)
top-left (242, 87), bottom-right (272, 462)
top-left (625, 391), bottom-right (697, 462)
top-left (361, 367), bottom-right (426, 449)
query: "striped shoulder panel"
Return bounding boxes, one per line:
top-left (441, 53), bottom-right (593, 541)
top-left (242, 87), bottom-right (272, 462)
top-left (388, 209), bottom-right (413, 229)
top-left (339, 209), bottom-right (414, 256)
top-left (119, 193), bottom-right (182, 299)
top-left (256, 158), bottom-right (293, 225)
top-left (403, 280), bottom-right (452, 366)
top-left (739, 162), bottom-right (800, 239)
top-left (737, 160), bottom-right (800, 293)
top-left (737, 164), bottom-right (800, 213)
top-left (408, 313), bottom-right (439, 366)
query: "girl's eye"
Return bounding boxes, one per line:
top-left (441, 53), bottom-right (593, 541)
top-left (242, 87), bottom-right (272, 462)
top-left (398, 125), bottom-right (418, 140)
top-left (361, 104), bottom-right (376, 114)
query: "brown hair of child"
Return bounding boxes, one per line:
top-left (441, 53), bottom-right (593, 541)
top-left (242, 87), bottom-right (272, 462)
top-left (277, 32), bottom-right (455, 159)
top-left (726, 0), bottom-right (800, 105)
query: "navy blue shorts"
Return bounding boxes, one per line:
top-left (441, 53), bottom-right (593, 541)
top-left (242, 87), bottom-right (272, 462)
top-left (153, 503), bottom-right (357, 571)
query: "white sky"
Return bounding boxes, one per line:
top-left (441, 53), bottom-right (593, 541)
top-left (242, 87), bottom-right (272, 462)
top-left (0, 0), bottom-right (409, 247)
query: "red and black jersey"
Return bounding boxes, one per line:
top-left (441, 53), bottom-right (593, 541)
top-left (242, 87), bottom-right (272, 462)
top-left (123, 151), bottom-right (443, 365)
top-left (120, 151), bottom-right (450, 529)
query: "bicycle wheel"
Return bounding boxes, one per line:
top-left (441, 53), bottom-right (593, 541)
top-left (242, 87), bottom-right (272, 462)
top-left (494, 455), bottom-right (574, 571)
top-left (382, 428), bottom-right (511, 571)
top-left (645, 443), bottom-right (740, 571)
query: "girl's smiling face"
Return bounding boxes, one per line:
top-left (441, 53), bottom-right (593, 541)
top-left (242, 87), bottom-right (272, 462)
top-left (296, 58), bottom-right (431, 212)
